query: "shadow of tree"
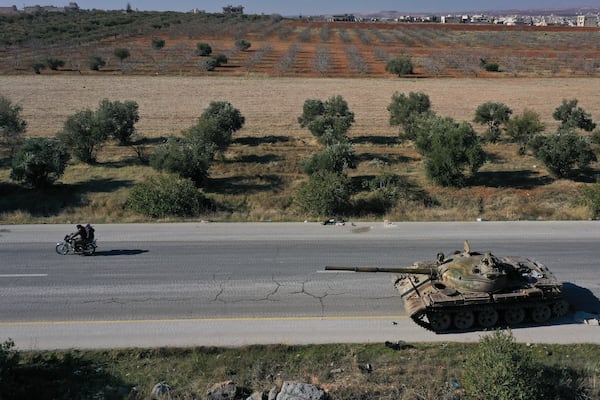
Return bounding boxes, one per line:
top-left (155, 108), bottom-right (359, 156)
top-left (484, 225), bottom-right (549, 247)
top-left (471, 170), bottom-right (553, 189)
top-left (5, 351), bottom-right (133, 400)
top-left (228, 154), bottom-right (282, 164)
top-left (233, 135), bottom-right (291, 146)
top-left (351, 135), bottom-right (399, 145)
top-left (0, 178), bottom-right (134, 216)
top-left (356, 153), bottom-right (415, 165)
top-left (206, 174), bottom-right (284, 195)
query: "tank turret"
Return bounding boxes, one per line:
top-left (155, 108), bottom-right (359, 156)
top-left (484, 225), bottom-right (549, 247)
top-left (325, 241), bottom-right (568, 332)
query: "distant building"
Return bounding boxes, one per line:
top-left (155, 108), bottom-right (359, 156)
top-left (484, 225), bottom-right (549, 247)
top-left (222, 5), bottom-right (243, 15)
top-left (328, 14), bottom-right (357, 22)
top-left (22, 3), bottom-right (79, 13)
top-left (577, 15), bottom-right (598, 27)
top-left (0, 5), bottom-right (18, 14)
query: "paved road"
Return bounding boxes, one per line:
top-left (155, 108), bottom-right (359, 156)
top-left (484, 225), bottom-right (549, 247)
top-left (0, 221), bottom-right (599, 349)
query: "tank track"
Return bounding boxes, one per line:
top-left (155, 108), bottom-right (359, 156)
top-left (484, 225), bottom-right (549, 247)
top-left (409, 298), bottom-right (569, 333)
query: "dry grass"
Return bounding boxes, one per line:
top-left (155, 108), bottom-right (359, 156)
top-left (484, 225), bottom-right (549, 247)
top-left (1, 76), bottom-right (599, 223)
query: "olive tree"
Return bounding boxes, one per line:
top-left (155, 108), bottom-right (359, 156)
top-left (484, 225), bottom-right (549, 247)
top-left (57, 108), bottom-right (108, 163)
top-left (113, 47), bottom-right (130, 67)
top-left (385, 56), bottom-right (413, 76)
top-left (416, 115), bottom-right (485, 187)
top-left (187, 101), bottom-right (245, 152)
top-left (552, 98), bottom-right (596, 131)
top-left (10, 137), bottom-right (70, 188)
top-left (505, 109), bottom-right (545, 155)
top-left (0, 95), bottom-right (27, 151)
top-left (530, 129), bottom-right (596, 178)
top-left (473, 101), bottom-right (513, 143)
top-left (298, 95), bottom-right (355, 144)
top-left (97, 99), bottom-right (139, 145)
top-left (387, 91), bottom-right (432, 140)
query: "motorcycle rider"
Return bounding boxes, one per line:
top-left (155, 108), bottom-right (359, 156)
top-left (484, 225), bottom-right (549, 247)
top-left (69, 224), bottom-right (88, 251)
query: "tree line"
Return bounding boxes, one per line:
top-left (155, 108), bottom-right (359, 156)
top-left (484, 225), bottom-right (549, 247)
top-left (2, 91), bottom-right (600, 219)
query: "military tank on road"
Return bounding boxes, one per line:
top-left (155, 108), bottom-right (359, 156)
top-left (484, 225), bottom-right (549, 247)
top-left (325, 241), bottom-right (569, 332)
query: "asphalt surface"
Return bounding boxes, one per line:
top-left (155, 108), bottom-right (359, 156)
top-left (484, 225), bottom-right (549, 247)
top-left (0, 221), bottom-right (599, 349)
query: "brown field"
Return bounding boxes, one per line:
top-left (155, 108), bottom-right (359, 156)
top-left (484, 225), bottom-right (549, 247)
top-left (2, 18), bottom-right (600, 223)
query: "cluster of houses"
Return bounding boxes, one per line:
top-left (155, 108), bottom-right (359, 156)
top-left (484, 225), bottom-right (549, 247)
top-left (328, 12), bottom-right (599, 27)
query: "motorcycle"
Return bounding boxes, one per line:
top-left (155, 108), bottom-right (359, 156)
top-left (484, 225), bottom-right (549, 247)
top-left (55, 235), bottom-right (97, 256)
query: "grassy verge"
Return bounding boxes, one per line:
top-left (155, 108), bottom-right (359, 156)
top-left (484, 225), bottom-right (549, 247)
top-left (2, 341), bottom-right (599, 399)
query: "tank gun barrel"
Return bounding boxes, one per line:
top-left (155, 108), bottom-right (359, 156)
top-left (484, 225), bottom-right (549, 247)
top-left (325, 265), bottom-right (437, 275)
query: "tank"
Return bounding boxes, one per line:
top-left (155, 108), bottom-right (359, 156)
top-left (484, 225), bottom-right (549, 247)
top-left (325, 241), bottom-right (569, 332)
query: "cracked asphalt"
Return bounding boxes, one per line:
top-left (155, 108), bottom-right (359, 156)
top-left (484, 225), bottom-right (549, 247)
top-left (1, 222), bottom-right (599, 349)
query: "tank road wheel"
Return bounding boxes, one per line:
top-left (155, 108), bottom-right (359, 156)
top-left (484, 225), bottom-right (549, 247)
top-left (453, 311), bottom-right (475, 330)
top-left (428, 312), bottom-right (452, 332)
top-left (477, 307), bottom-right (499, 328)
top-left (530, 305), bottom-right (552, 323)
top-left (504, 307), bottom-right (525, 326)
top-left (552, 300), bottom-right (569, 317)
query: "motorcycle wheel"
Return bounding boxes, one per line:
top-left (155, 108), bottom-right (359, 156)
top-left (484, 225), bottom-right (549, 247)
top-left (55, 243), bottom-right (69, 255)
top-left (82, 245), bottom-right (96, 256)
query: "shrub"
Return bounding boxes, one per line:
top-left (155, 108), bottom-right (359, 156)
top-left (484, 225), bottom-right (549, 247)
top-left (151, 37), bottom-right (165, 50)
top-left (186, 101), bottom-right (245, 152)
top-left (128, 175), bottom-right (205, 218)
top-left (234, 39), bottom-right (251, 51)
top-left (0, 339), bottom-right (19, 381)
top-left (195, 42), bottom-right (212, 56)
top-left (10, 137), bottom-right (70, 188)
top-left (31, 62), bottom-right (45, 74)
top-left (46, 57), bottom-right (65, 70)
top-left (302, 139), bottom-right (356, 175)
top-left (462, 330), bottom-right (540, 400)
top-left (582, 182), bottom-right (600, 219)
top-left (89, 55), bottom-right (106, 71)
top-left (385, 56), bottom-right (413, 76)
top-left (505, 109), bottom-right (545, 155)
top-left (113, 47), bottom-right (130, 64)
top-left (295, 171), bottom-right (352, 217)
top-left (149, 136), bottom-right (216, 187)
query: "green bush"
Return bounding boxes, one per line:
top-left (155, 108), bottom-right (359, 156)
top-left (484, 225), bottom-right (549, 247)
top-left (387, 91), bottom-right (432, 140)
top-left (149, 136), bottom-right (215, 187)
top-left (553, 99), bottom-right (596, 132)
top-left (57, 108), bottom-right (108, 163)
top-left (151, 37), bottom-right (165, 50)
top-left (31, 62), bottom-right (45, 74)
top-left (473, 101), bottom-right (512, 143)
top-left (463, 330), bottom-right (540, 400)
top-left (46, 57), bottom-right (65, 70)
top-left (128, 175), bottom-right (206, 218)
top-left (10, 137), bottom-right (70, 188)
top-left (302, 140), bottom-right (356, 175)
top-left (195, 42), bottom-right (212, 56)
top-left (295, 171), bottom-right (352, 217)
top-left (186, 101), bottom-right (244, 152)
top-left (0, 338), bottom-right (19, 381)
top-left (385, 56), bottom-right (413, 76)
top-left (89, 55), bottom-right (106, 71)
top-left (113, 47), bottom-right (130, 64)
top-left (582, 182), bottom-right (600, 219)
top-left (234, 39), bottom-right (251, 51)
